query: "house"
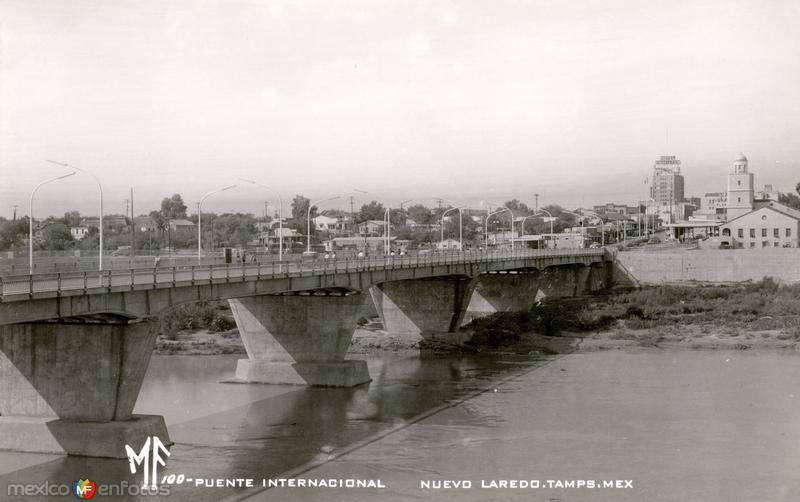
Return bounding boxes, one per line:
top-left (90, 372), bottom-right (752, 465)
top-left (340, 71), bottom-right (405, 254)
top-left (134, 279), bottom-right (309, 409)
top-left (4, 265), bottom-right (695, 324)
top-left (70, 225), bottom-right (91, 240)
top-left (313, 215), bottom-right (347, 233)
top-left (134, 216), bottom-right (157, 233)
top-left (719, 201), bottom-right (800, 248)
top-left (435, 238), bottom-right (462, 250)
top-left (168, 219), bottom-right (196, 232)
top-left (266, 228), bottom-right (304, 251)
top-left (358, 220), bottom-right (386, 236)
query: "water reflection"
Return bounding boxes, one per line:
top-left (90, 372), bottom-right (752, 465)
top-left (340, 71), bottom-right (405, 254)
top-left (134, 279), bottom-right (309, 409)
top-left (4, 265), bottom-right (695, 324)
top-left (0, 352), bottom-right (544, 501)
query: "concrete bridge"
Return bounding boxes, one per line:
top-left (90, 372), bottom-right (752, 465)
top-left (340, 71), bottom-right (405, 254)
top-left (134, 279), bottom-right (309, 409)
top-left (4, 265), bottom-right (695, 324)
top-left (0, 248), bottom-right (615, 458)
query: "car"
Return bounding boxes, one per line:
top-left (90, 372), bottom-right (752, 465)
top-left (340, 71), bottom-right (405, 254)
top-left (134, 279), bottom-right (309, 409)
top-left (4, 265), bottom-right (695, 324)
top-left (588, 242), bottom-right (601, 249)
top-left (647, 237), bottom-right (661, 244)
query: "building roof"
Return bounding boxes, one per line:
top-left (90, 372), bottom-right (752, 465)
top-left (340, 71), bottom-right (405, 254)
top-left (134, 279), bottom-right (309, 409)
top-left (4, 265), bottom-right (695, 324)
top-left (734, 152), bottom-right (748, 162)
top-left (170, 219), bottom-right (195, 226)
top-left (721, 204), bottom-right (800, 227)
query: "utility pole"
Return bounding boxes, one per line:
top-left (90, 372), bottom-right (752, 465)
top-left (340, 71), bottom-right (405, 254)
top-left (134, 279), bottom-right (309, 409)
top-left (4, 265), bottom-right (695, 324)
top-left (12, 205), bottom-right (17, 222)
top-left (130, 188), bottom-right (135, 254)
top-left (534, 193), bottom-right (539, 213)
top-left (349, 196), bottom-right (355, 235)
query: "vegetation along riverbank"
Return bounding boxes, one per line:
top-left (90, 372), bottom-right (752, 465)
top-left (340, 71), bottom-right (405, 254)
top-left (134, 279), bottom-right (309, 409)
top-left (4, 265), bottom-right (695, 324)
top-left (152, 279), bottom-right (800, 355)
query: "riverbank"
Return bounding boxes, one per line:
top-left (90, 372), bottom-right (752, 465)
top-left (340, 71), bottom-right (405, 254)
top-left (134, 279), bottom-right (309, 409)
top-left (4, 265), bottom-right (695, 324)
top-left (462, 278), bottom-right (800, 354)
top-left (152, 280), bottom-right (800, 355)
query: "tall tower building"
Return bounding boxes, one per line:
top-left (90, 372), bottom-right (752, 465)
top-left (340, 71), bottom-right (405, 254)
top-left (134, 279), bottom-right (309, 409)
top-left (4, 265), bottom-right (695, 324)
top-left (726, 152), bottom-right (754, 219)
top-left (650, 155), bottom-right (684, 223)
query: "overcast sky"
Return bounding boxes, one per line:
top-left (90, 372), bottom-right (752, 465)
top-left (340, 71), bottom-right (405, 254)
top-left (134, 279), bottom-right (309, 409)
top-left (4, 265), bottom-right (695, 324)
top-left (1, 0), bottom-right (799, 218)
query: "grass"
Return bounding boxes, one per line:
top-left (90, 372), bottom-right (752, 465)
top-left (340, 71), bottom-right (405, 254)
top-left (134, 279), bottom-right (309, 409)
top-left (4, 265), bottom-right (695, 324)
top-left (158, 301), bottom-right (235, 339)
top-left (463, 279), bottom-right (800, 348)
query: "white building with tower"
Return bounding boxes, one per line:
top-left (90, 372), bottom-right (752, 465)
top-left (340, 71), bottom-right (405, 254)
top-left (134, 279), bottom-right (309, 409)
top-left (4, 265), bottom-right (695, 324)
top-left (726, 152), bottom-right (754, 219)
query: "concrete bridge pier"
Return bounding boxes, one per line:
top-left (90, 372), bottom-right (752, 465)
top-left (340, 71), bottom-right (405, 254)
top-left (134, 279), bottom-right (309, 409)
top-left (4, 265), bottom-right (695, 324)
top-left (463, 272), bottom-right (541, 323)
top-left (229, 292), bottom-right (371, 387)
top-left (0, 318), bottom-right (168, 458)
top-left (369, 277), bottom-right (474, 340)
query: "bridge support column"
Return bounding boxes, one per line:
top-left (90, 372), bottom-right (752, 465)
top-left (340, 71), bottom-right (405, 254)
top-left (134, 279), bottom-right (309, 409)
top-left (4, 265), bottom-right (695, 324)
top-left (229, 293), bottom-right (371, 387)
top-left (369, 278), bottom-right (474, 337)
top-left (464, 273), bottom-right (541, 323)
top-left (0, 319), bottom-right (168, 458)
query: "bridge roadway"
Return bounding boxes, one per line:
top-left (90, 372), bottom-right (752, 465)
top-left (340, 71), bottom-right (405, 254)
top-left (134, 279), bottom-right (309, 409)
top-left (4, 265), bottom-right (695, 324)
top-left (0, 248), bottom-right (612, 458)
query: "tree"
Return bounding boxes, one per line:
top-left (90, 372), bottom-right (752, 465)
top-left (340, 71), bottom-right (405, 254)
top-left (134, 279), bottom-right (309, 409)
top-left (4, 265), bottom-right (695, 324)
top-left (357, 200), bottom-right (385, 223)
top-left (779, 192), bottom-right (800, 211)
top-left (407, 204), bottom-right (433, 225)
top-left (796, 181), bottom-right (800, 197)
top-left (38, 222), bottom-right (74, 250)
top-left (0, 217), bottom-right (29, 251)
top-left (160, 194), bottom-right (187, 220)
top-left (504, 199), bottom-right (531, 213)
top-left (62, 211), bottom-right (82, 228)
top-left (291, 195), bottom-right (311, 221)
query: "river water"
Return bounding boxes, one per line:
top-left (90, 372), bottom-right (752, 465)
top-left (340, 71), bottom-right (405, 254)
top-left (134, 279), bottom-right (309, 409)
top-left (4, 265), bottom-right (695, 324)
top-left (2, 349), bottom-right (800, 501)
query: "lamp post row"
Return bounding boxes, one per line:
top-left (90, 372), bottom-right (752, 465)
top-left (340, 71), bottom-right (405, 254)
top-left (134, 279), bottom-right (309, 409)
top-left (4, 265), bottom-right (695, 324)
top-left (25, 167), bottom-right (582, 272)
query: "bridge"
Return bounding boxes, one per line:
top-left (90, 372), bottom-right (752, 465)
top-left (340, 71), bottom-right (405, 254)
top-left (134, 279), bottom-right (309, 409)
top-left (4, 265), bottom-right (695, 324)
top-left (0, 248), bottom-right (617, 458)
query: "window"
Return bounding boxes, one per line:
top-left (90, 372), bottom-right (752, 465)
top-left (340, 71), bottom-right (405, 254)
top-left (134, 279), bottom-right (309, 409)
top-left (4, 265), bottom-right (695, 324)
top-left (737, 228), bottom-right (743, 238)
top-left (750, 228), bottom-right (755, 238)
top-left (774, 228), bottom-right (780, 238)
top-left (787, 228), bottom-right (792, 238)
top-left (762, 228), bottom-right (767, 237)
top-left (774, 242), bottom-right (779, 247)
top-left (737, 180), bottom-right (741, 186)
top-left (738, 197), bottom-right (741, 203)
top-left (749, 242), bottom-right (755, 248)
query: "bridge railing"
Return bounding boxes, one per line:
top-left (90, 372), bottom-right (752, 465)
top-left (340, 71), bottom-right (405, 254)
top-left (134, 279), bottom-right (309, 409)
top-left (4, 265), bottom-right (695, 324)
top-left (0, 248), bottom-right (605, 299)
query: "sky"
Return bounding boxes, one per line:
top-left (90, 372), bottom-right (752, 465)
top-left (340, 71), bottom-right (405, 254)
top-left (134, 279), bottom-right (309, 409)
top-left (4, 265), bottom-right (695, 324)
top-left (1, 0), bottom-right (799, 218)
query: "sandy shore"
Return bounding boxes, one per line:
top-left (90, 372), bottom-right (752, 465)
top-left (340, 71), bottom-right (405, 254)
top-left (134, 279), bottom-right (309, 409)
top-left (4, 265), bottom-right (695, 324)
top-left (153, 317), bottom-right (800, 356)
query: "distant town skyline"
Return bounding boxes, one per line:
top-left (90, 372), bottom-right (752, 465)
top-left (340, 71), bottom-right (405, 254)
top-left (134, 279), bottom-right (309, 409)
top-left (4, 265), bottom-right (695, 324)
top-left (2, 0), bottom-right (799, 217)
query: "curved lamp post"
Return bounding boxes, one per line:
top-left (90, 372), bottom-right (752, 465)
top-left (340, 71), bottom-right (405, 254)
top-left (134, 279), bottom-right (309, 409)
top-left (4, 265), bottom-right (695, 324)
top-left (47, 160), bottom-right (104, 270)
top-left (519, 208), bottom-right (554, 248)
top-left (307, 196), bottom-right (341, 253)
top-left (439, 206), bottom-right (464, 250)
top-left (485, 207), bottom-right (513, 250)
top-left (198, 184), bottom-right (236, 263)
top-left (384, 199), bottom-right (413, 254)
top-left (239, 178), bottom-right (284, 261)
top-left (29, 171), bottom-right (76, 274)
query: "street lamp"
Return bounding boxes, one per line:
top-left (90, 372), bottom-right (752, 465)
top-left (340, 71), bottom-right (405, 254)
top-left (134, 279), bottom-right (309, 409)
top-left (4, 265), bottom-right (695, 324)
top-left (307, 196), bottom-right (341, 253)
top-left (382, 199), bottom-right (413, 255)
top-left (29, 171), bottom-right (76, 274)
top-left (519, 209), bottom-right (554, 248)
top-left (439, 206), bottom-right (464, 251)
top-left (47, 160), bottom-right (104, 270)
top-left (384, 199), bottom-right (413, 254)
top-left (197, 184), bottom-right (236, 263)
top-left (239, 178), bottom-right (284, 261)
top-left (485, 207), bottom-right (513, 250)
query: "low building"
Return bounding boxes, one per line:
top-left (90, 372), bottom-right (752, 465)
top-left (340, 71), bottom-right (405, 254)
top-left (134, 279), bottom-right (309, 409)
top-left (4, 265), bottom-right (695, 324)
top-left (435, 238), bottom-right (462, 250)
top-left (70, 225), bottom-right (90, 240)
top-left (358, 220), bottom-right (386, 236)
top-left (134, 216), bottom-right (157, 233)
top-left (719, 201), bottom-right (800, 248)
top-left (168, 219), bottom-right (195, 232)
top-left (313, 215), bottom-right (347, 233)
top-left (327, 236), bottom-right (396, 253)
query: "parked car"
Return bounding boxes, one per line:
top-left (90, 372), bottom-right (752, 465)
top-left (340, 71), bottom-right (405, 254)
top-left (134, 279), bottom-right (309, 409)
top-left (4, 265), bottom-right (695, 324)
top-left (647, 237), bottom-right (661, 244)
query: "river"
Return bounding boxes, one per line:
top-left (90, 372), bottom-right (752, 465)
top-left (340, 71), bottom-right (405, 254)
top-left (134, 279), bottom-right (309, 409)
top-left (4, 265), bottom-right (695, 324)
top-left (2, 349), bottom-right (800, 501)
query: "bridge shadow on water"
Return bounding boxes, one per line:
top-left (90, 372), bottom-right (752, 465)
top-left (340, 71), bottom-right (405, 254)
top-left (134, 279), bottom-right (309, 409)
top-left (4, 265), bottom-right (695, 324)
top-left (0, 351), bottom-right (558, 501)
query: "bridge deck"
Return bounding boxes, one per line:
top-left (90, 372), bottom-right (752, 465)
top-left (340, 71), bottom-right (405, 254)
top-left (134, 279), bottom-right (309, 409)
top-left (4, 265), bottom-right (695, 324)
top-left (0, 249), bottom-right (606, 302)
